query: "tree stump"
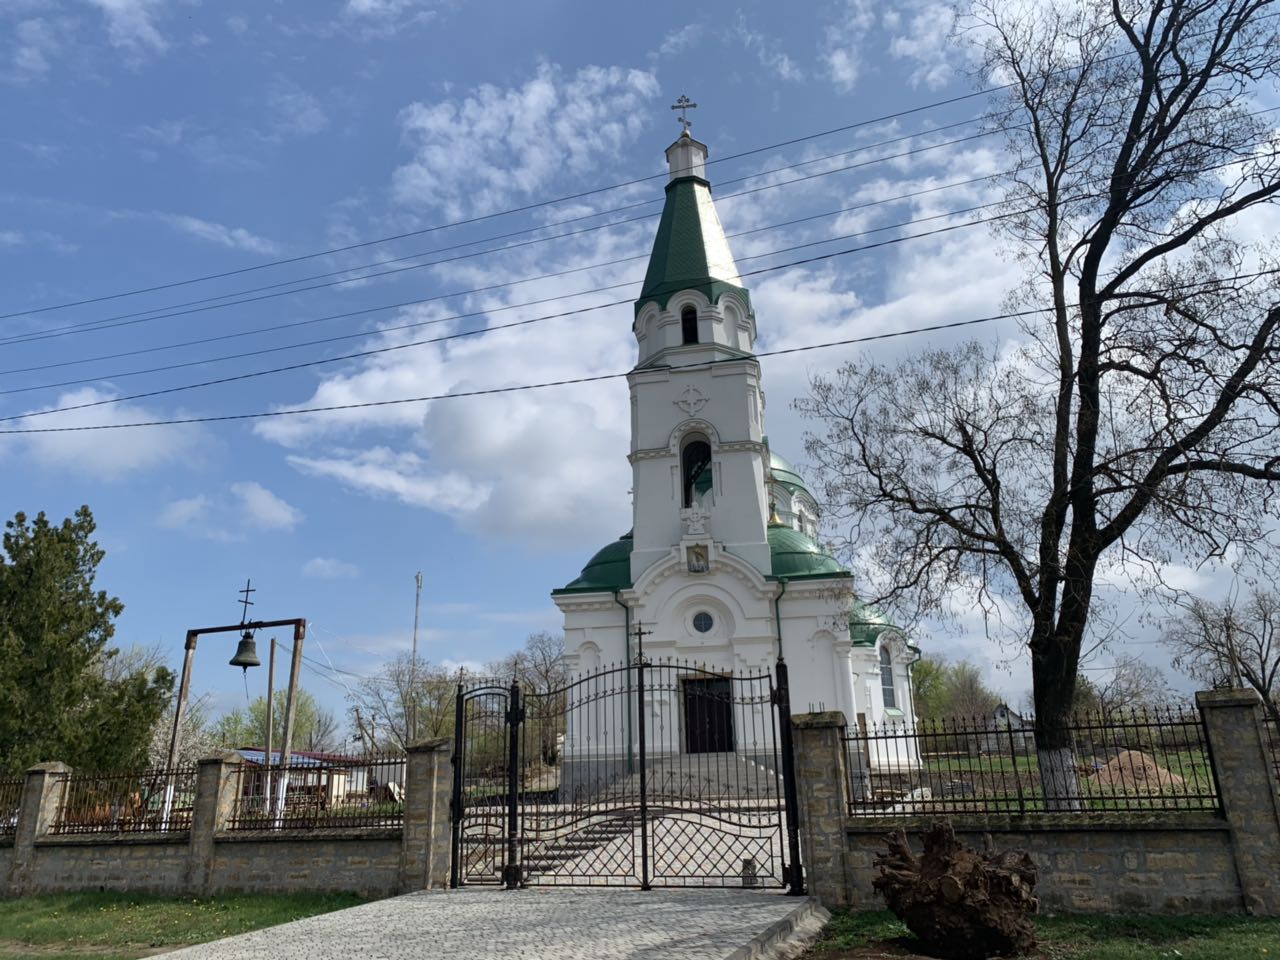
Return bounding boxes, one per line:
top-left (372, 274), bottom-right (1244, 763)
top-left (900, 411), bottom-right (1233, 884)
top-left (873, 820), bottom-right (1038, 959)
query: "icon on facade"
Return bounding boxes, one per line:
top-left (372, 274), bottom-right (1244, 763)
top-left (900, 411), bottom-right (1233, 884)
top-left (687, 543), bottom-right (709, 573)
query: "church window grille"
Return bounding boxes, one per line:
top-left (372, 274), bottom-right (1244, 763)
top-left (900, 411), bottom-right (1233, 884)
top-left (681, 438), bottom-right (712, 508)
top-left (693, 611), bottom-right (714, 633)
top-left (880, 646), bottom-right (897, 709)
top-left (681, 305), bottom-right (699, 344)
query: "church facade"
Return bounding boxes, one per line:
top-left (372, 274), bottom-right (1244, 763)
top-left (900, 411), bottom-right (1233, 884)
top-left (551, 127), bottom-right (919, 767)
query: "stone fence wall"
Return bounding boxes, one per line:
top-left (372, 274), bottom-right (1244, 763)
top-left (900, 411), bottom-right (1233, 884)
top-left (0, 739), bottom-right (452, 899)
top-left (793, 689), bottom-right (1280, 916)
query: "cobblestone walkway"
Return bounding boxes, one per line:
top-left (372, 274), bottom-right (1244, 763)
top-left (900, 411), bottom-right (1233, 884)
top-left (163, 887), bottom-right (823, 960)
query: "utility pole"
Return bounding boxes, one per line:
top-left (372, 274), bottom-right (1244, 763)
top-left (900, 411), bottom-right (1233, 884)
top-left (411, 571), bottom-right (423, 743)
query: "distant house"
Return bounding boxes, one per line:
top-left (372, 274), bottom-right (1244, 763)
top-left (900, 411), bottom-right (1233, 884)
top-left (231, 748), bottom-right (406, 807)
top-left (979, 704), bottom-right (1034, 755)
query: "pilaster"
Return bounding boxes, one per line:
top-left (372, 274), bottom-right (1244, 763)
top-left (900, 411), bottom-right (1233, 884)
top-left (792, 711), bottom-right (852, 906)
top-left (400, 737), bottom-right (453, 892)
top-left (7, 761), bottom-right (69, 896)
top-left (188, 751), bottom-right (241, 895)
top-left (1196, 688), bottom-right (1280, 915)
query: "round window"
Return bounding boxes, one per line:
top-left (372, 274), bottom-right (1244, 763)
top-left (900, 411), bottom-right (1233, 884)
top-left (692, 611), bottom-right (714, 633)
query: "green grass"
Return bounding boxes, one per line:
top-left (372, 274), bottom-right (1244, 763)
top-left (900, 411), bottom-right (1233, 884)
top-left (0, 891), bottom-right (370, 959)
top-left (811, 908), bottom-right (1280, 959)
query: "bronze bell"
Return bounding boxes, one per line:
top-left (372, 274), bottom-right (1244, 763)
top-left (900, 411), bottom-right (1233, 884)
top-left (229, 630), bottom-right (261, 670)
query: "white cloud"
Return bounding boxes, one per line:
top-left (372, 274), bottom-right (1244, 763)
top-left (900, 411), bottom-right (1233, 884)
top-left (651, 23), bottom-right (703, 59)
top-left (0, 230), bottom-right (22, 246)
top-left (267, 79), bottom-right (328, 138)
top-left (10, 17), bottom-right (60, 80)
top-left (86, 0), bottom-right (168, 56)
top-left (734, 13), bottom-right (803, 82)
top-left (230, 480), bottom-right (303, 530)
top-left (392, 62), bottom-right (659, 219)
top-left (303, 556), bottom-right (360, 579)
top-left (288, 448), bottom-right (488, 514)
top-left (158, 495), bottom-right (212, 531)
top-left (886, 1), bottom-right (964, 89)
top-left (158, 481), bottom-right (302, 540)
top-left (0, 387), bottom-right (204, 479)
top-left (154, 213), bottom-right (280, 255)
top-left (822, 0), bottom-right (876, 93)
top-left (341, 0), bottom-right (438, 36)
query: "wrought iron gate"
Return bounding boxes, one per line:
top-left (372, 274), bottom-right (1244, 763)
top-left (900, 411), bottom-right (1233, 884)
top-left (450, 659), bottom-right (804, 892)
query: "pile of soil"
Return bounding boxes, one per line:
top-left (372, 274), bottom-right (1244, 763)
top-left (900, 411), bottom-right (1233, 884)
top-left (1085, 750), bottom-right (1184, 789)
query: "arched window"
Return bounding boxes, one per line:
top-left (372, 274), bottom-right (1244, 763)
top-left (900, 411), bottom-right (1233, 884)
top-left (879, 645), bottom-right (897, 710)
top-left (681, 305), bottom-right (699, 344)
top-left (681, 437), bottom-right (712, 508)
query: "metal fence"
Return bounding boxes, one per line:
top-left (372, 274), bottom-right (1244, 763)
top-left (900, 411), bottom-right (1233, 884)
top-left (227, 751), bottom-right (406, 831)
top-left (51, 766), bottom-right (199, 835)
top-left (1265, 717), bottom-right (1280, 792)
top-left (0, 777), bottom-right (22, 838)
top-left (843, 707), bottom-right (1220, 816)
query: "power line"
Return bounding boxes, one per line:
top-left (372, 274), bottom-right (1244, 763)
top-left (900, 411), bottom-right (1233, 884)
top-left (0, 127), bottom-right (1006, 348)
top-left (0, 88), bottom-right (1006, 321)
top-left (0, 201), bottom-right (1007, 397)
top-left (0, 175), bottom-right (1004, 377)
top-left (9, 9), bottom-right (1273, 324)
top-left (0, 117), bottom-right (999, 343)
top-left (0, 210), bottom-right (1018, 422)
top-left (5, 259), bottom-right (1276, 436)
top-left (11, 92), bottom-right (1276, 352)
top-left (0, 308), bottom-right (1049, 435)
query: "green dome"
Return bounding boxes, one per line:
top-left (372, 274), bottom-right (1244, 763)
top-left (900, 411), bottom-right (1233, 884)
top-left (768, 449), bottom-right (812, 495)
top-left (555, 532), bottom-right (634, 593)
top-left (849, 600), bottom-right (893, 645)
top-left (767, 523), bottom-right (849, 579)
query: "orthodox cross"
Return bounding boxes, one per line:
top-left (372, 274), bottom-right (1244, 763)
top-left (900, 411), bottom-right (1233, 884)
top-left (633, 621), bottom-right (652, 664)
top-left (671, 94), bottom-right (697, 133)
top-left (237, 578), bottom-right (256, 624)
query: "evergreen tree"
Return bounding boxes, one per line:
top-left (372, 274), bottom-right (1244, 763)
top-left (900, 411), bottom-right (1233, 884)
top-left (0, 506), bottom-right (173, 774)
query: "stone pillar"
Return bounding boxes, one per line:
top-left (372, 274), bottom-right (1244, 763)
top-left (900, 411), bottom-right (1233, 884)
top-left (400, 737), bottom-right (453, 892)
top-left (792, 711), bottom-right (851, 906)
top-left (6, 761), bottom-right (69, 896)
top-left (187, 752), bottom-right (242, 896)
top-left (1197, 688), bottom-right (1280, 915)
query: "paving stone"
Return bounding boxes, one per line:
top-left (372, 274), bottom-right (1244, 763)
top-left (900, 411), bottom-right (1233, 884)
top-left (163, 887), bottom-right (816, 960)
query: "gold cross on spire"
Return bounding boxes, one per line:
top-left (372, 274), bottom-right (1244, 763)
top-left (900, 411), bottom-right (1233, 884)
top-left (671, 94), bottom-right (697, 134)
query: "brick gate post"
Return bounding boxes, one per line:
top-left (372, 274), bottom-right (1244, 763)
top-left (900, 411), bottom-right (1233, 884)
top-left (400, 737), bottom-right (453, 892)
top-left (1197, 688), bottom-right (1280, 915)
top-left (6, 762), bottom-right (69, 896)
top-left (792, 711), bottom-right (851, 906)
top-left (188, 751), bottom-right (243, 896)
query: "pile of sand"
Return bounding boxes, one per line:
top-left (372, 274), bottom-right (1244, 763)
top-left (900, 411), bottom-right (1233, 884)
top-left (1086, 749), bottom-right (1185, 789)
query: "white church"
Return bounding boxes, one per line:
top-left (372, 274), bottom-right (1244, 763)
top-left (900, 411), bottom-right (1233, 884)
top-left (551, 124), bottom-right (920, 763)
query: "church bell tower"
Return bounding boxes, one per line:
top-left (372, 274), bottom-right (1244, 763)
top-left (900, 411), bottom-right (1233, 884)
top-left (627, 126), bottom-right (771, 580)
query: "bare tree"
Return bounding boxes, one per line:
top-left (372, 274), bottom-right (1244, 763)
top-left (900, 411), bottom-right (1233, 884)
top-left (1164, 588), bottom-right (1280, 723)
top-left (347, 653), bottom-right (457, 752)
top-left (1094, 655), bottom-right (1174, 714)
top-left (487, 632), bottom-right (567, 765)
top-left (800, 0), bottom-right (1280, 806)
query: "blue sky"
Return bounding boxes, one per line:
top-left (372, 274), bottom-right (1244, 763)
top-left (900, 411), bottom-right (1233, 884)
top-left (1, 0), bottom-right (1246, 725)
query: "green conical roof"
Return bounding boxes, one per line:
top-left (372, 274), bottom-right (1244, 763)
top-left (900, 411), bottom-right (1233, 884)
top-left (636, 175), bottom-right (750, 315)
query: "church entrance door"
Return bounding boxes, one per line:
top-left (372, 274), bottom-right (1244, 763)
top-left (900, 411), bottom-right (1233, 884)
top-left (449, 660), bottom-right (804, 893)
top-left (682, 677), bottom-right (734, 753)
